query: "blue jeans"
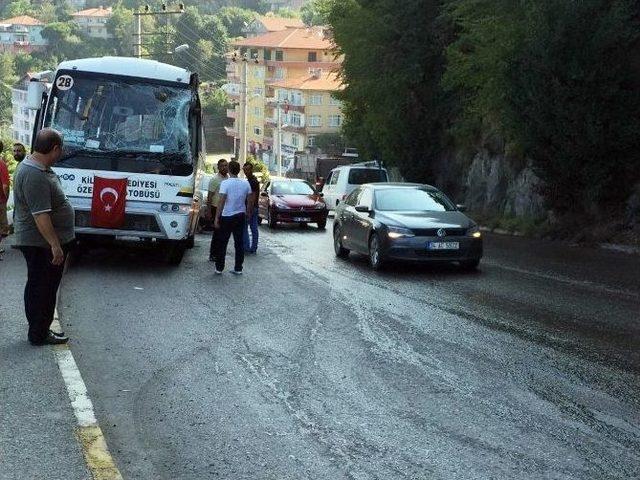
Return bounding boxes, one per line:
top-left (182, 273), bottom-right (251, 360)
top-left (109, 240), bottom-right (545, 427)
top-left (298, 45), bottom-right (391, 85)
top-left (243, 210), bottom-right (259, 252)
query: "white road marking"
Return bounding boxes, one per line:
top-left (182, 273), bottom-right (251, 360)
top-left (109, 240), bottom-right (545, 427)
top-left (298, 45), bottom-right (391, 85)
top-left (52, 310), bottom-right (123, 479)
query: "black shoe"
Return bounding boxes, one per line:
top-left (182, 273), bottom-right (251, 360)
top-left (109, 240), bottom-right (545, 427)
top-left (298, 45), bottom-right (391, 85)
top-left (49, 329), bottom-right (66, 338)
top-left (30, 332), bottom-right (69, 346)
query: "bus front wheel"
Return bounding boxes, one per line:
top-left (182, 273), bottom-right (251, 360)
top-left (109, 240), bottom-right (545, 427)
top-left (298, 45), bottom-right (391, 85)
top-left (166, 241), bottom-right (187, 265)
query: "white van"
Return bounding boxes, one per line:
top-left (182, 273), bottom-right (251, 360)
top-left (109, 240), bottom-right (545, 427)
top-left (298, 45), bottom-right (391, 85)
top-left (322, 163), bottom-right (389, 210)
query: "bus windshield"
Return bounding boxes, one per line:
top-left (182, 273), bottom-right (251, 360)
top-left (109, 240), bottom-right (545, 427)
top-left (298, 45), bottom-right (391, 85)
top-left (45, 71), bottom-right (194, 175)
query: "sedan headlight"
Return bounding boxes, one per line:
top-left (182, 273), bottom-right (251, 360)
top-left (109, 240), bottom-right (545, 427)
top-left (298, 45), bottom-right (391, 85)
top-left (387, 226), bottom-right (415, 239)
top-left (467, 225), bottom-right (482, 238)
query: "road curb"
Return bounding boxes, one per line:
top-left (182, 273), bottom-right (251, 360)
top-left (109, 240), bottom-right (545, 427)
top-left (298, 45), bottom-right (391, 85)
top-left (481, 225), bottom-right (640, 255)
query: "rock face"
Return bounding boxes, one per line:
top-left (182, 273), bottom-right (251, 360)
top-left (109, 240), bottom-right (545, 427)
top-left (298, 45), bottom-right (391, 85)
top-left (460, 149), bottom-right (545, 219)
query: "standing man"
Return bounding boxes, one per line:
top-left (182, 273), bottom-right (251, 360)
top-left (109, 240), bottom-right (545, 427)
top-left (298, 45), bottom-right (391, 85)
top-left (13, 142), bottom-right (27, 163)
top-left (214, 160), bottom-right (252, 275)
top-left (207, 158), bottom-right (229, 262)
top-left (242, 162), bottom-right (260, 254)
top-left (0, 141), bottom-right (10, 259)
top-left (13, 129), bottom-right (74, 345)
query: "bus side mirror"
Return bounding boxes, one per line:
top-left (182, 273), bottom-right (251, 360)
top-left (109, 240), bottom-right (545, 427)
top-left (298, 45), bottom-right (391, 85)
top-left (27, 80), bottom-right (46, 110)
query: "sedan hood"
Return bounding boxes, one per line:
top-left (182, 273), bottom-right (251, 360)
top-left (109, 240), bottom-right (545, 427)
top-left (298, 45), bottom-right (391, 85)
top-left (273, 194), bottom-right (323, 208)
top-left (376, 210), bottom-right (473, 229)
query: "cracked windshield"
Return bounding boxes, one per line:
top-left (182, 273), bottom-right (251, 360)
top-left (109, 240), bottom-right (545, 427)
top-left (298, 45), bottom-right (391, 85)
top-left (0, 0), bottom-right (638, 479)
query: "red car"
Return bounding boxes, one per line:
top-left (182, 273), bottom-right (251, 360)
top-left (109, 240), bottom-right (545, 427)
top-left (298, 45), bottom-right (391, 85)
top-left (258, 179), bottom-right (329, 229)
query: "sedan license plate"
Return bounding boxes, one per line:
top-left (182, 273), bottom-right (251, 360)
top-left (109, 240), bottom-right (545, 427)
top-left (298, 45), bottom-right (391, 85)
top-left (294, 217), bottom-right (312, 222)
top-left (428, 241), bottom-right (460, 250)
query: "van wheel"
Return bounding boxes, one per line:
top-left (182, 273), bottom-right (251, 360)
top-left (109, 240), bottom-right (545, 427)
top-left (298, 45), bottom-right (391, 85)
top-left (186, 234), bottom-right (195, 249)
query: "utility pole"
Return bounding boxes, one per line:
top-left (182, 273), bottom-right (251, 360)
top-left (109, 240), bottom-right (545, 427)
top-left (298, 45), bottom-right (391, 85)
top-left (276, 103), bottom-right (282, 177)
top-left (240, 53), bottom-right (248, 165)
top-left (133, 4), bottom-right (184, 59)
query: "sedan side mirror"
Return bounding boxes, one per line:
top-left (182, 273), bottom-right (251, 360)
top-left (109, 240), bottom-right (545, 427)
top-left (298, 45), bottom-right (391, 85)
top-left (355, 205), bottom-right (370, 213)
top-left (456, 204), bottom-right (467, 212)
top-left (260, 192), bottom-right (269, 197)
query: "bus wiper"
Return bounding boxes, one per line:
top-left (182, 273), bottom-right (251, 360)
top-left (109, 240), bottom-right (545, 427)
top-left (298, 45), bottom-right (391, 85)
top-left (59, 148), bottom-right (102, 162)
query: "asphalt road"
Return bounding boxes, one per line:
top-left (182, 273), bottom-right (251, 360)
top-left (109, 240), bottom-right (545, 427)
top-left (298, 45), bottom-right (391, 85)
top-left (56, 219), bottom-right (640, 479)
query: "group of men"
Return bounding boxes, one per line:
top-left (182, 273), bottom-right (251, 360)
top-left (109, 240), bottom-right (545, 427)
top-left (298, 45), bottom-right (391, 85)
top-left (0, 141), bottom-right (27, 259)
top-left (3, 129), bottom-right (262, 347)
top-left (206, 158), bottom-right (260, 275)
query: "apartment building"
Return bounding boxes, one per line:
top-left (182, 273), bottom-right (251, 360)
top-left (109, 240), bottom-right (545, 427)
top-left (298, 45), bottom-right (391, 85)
top-left (225, 26), bottom-right (343, 170)
top-left (0, 15), bottom-right (46, 53)
top-left (243, 15), bottom-right (305, 38)
top-left (11, 74), bottom-right (37, 147)
top-left (71, 6), bottom-right (112, 39)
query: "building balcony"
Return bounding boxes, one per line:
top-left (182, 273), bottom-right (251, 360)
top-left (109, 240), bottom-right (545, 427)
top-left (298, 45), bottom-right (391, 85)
top-left (264, 60), bottom-right (340, 70)
top-left (282, 124), bottom-right (306, 134)
top-left (224, 126), bottom-right (238, 137)
top-left (226, 108), bottom-right (237, 119)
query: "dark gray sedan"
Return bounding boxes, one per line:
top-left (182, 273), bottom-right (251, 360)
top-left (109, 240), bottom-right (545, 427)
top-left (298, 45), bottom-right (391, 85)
top-left (333, 183), bottom-right (483, 270)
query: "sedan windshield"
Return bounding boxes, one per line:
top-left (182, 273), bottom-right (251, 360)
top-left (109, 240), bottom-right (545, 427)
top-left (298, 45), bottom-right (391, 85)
top-left (272, 181), bottom-right (315, 195)
top-left (375, 188), bottom-right (456, 212)
top-left (45, 71), bottom-right (193, 175)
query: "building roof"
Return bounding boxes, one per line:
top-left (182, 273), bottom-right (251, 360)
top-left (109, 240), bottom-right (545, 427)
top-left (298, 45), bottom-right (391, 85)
top-left (57, 57), bottom-right (191, 84)
top-left (71, 6), bottom-right (112, 17)
top-left (270, 71), bottom-right (343, 92)
top-left (233, 26), bottom-right (333, 50)
top-left (256, 15), bottom-right (305, 32)
top-left (0, 15), bottom-right (43, 26)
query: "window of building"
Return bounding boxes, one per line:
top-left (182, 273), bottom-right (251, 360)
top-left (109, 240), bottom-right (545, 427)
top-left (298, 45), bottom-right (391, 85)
top-left (291, 134), bottom-right (299, 147)
top-left (329, 115), bottom-right (342, 127)
top-left (277, 90), bottom-right (288, 101)
top-left (291, 91), bottom-right (302, 105)
top-left (253, 87), bottom-right (264, 95)
top-left (329, 96), bottom-right (342, 106)
top-left (275, 67), bottom-right (285, 80)
top-left (264, 49), bottom-right (272, 61)
top-left (249, 48), bottom-right (259, 59)
top-left (291, 112), bottom-right (302, 126)
top-left (254, 127), bottom-right (262, 135)
top-left (275, 50), bottom-right (283, 61)
top-left (253, 67), bottom-right (264, 79)
top-left (308, 115), bottom-right (321, 127)
top-left (309, 94), bottom-right (323, 105)
top-left (307, 135), bottom-right (316, 147)
top-left (254, 107), bottom-right (262, 116)
top-left (308, 52), bottom-right (317, 62)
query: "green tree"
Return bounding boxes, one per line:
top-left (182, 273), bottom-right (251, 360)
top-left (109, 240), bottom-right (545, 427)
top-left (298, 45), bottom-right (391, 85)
top-left (301, 0), bottom-right (332, 26)
top-left (2, 0), bottom-right (32, 17)
top-left (37, 0), bottom-right (57, 23)
top-left (329, 0), bottom-right (451, 182)
top-left (215, 6), bottom-right (255, 38)
top-left (107, 4), bottom-right (134, 56)
top-left (0, 54), bottom-right (17, 132)
top-left (272, 7), bottom-right (298, 18)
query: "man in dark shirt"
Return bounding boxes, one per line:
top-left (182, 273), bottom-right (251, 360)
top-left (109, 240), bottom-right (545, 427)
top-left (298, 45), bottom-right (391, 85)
top-left (243, 162), bottom-right (260, 254)
top-left (13, 129), bottom-right (74, 345)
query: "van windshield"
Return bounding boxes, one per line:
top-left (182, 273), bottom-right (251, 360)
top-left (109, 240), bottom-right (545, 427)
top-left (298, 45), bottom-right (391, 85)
top-left (348, 168), bottom-right (388, 185)
top-left (45, 71), bottom-right (194, 175)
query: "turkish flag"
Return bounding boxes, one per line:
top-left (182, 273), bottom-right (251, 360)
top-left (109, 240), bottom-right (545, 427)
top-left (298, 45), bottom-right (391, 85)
top-left (90, 176), bottom-right (128, 229)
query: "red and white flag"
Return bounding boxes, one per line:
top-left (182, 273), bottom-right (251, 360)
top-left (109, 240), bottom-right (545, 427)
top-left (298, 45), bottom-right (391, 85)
top-left (90, 176), bottom-right (128, 229)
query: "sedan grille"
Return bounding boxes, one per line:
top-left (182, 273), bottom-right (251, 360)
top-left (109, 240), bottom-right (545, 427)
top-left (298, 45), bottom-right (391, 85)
top-left (411, 228), bottom-right (467, 237)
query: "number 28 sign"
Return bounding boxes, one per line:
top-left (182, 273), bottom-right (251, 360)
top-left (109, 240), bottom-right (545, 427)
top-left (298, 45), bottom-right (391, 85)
top-left (56, 75), bottom-right (74, 91)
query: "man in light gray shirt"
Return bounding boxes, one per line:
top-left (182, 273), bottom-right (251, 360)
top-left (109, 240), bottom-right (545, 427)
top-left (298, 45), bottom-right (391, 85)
top-left (13, 128), bottom-right (74, 345)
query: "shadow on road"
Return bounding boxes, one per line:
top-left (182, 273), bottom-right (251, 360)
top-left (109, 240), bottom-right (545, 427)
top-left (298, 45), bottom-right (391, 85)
top-left (67, 241), bottom-right (178, 273)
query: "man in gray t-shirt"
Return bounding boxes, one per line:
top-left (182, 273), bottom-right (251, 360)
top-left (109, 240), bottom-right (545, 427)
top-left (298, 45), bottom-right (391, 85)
top-left (13, 128), bottom-right (74, 346)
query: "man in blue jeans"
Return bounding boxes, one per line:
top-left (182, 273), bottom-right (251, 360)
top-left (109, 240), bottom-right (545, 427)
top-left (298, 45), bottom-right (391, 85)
top-left (243, 162), bottom-right (260, 254)
top-left (214, 161), bottom-right (252, 274)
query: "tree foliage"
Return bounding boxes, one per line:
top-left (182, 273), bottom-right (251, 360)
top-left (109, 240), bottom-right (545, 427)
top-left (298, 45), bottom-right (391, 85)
top-left (216, 6), bottom-right (255, 38)
top-left (329, 0), bottom-right (451, 183)
top-left (301, 0), bottom-right (332, 26)
top-left (444, 0), bottom-right (640, 212)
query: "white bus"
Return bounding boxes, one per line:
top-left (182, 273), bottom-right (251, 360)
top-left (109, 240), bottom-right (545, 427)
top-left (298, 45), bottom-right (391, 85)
top-left (27, 57), bottom-right (205, 264)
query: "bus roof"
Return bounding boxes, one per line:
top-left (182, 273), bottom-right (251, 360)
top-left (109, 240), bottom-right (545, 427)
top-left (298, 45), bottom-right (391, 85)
top-left (56, 57), bottom-right (192, 84)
